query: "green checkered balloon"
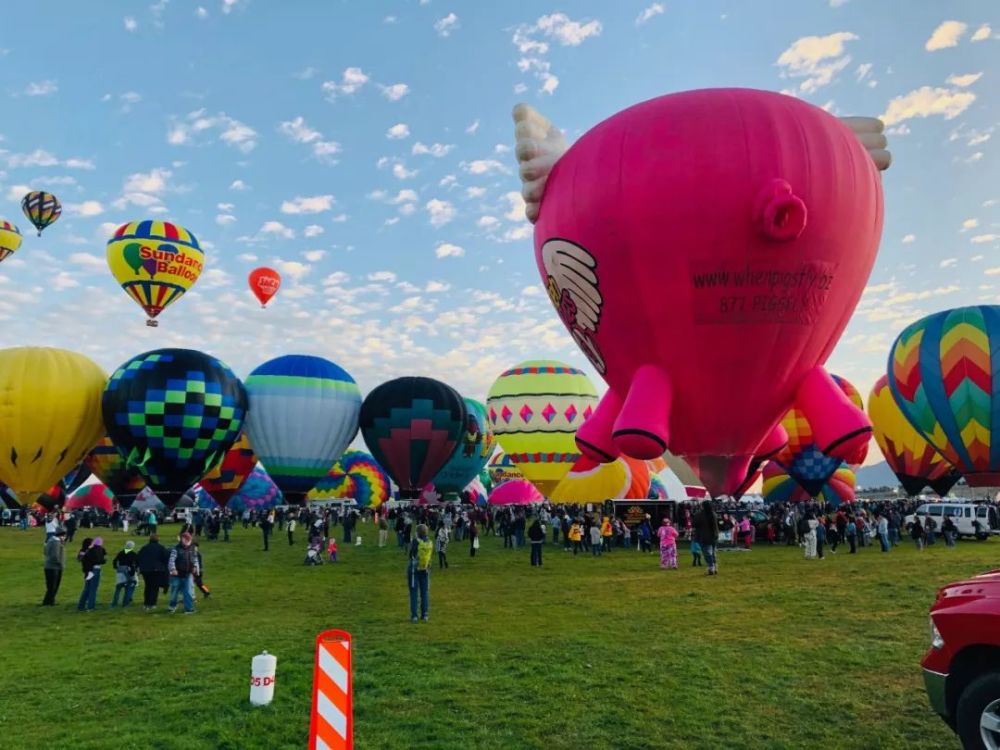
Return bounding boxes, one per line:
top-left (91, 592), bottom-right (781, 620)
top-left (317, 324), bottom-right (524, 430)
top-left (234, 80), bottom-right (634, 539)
top-left (102, 349), bottom-right (247, 506)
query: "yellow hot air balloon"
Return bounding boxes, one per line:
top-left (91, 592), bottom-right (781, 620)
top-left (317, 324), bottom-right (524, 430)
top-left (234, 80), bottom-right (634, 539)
top-left (487, 360), bottom-right (598, 496)
top-left (0, 220), bottom-right (23, 264)
top-left (550, 456), bottom-right (629, 502)
top-left (0, 348), bottom-right (106, 494)
top-left (106, 220), bottom-right (204, 327)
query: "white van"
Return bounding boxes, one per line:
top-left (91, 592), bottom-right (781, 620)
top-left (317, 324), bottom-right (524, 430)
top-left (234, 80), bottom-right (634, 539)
top-left (905, 502), bottom-right (1000, 540)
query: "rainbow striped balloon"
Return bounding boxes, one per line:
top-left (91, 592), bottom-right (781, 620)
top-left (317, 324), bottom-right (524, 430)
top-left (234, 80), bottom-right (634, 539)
top-left (888, 305), bottom-right (1000, 487)
top-left (762, 460), bottom-right (855, 507)
top-left (308, 449), bottom-right (391, 508)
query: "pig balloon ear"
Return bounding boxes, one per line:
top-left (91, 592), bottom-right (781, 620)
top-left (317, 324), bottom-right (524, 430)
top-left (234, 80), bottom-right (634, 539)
top-left (839, 116), bottom-right (892, 172)
top-left (512, 103), bottom-right (568, 223)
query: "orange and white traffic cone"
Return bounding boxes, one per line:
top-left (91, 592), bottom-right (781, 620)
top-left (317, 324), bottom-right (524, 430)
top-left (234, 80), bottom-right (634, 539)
top-left (308, 629), bottom-right (353, 750)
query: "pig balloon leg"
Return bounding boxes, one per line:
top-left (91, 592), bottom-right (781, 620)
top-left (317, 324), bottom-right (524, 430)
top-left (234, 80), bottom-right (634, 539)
top-left (611, 364), bottom-right (672, 460)
top-left (796, 366), bottom-right (872, 461)
top-left (575, 389), bottom-right (624, 463)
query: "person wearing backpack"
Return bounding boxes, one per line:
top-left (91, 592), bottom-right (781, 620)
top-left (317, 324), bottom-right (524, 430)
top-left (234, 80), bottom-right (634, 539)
top-left (408, 524), bottom-right (433, 623)
top-left (167, 531), bottom-right (200, 614)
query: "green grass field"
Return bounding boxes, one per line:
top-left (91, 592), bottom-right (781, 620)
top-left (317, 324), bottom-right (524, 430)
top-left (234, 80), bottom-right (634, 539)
top-left (1, 523), bottom-right (992, 749)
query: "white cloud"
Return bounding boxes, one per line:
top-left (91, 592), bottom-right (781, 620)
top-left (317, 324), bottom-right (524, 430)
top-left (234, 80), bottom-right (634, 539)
top-left (304, 224), bottom-right (324, 238)
top-left (440, 175), bottom-right (457, 188)
top-left (322, 67), bottom-right (369, 99)
top-left (304, 250), bottom-right (326, 262)
top-left (369, 271), bottom-right (397, 282)
top-left (971, 234), bottom-right (999, 244)
top-left (292, 67), bottom-right (318, 80)
top-left (503, 191), bottom-right (526, 221)
top-left (216, 213), bottom-right (236, 226)
top-left (946, 72), bottom-right (982, 87)
top-left (776, 32), bottom-right (858, 93)
top-left (939, 258), bottom-right (958, 268)
top-left (275, 259), bottom-right (310, 280)
top-left (279, 116), bottom-right (321, 143)
top-left (238, 253), bottom-right (258, 262)
top-left (425, 280), bottom-right (450, 293)
top-left (466, 119), bottom-right (480, 134)
top-left (510, 16), bottom-right (596, 97)
top-left (69, 252), bottom-right (107, 272)
top-left (462, 159), bottom-right (510, 175)
top-left (167, 110), bottom-right (258, 153)
top-left (25, 80), bottom-right (58, 97)
top-left (124, 16), bottom-right (138, 32)
top-left (925, 20), bottom-right (967, 51)
top-left (501, 225), bottom-right (532, 242)
top-left (466, 186), bottom-right (487, 199)
top-left (230, 179), bottom-right (249, 191)
top-left (522, 285), bottom-right (541, 296)
top-left (380, 83), bottom-right (410, 101)
top-left (478, 216), bottom-right (500, 229)
top-left (196, 7), bottom-right (208, 19)
top-left (66, 200), bottom-right (104, 217)
top-left (123, 167), bottom-right (171, 194)
top-left (971, 24), bottom-right (992, 42)
top-left (961, 218), bottom-right (979, 232)
top-left (881, 86), bottom-right (976, 126)
top-left (412, 142), bottom-right (454, 157)
top-left (52, 272), bottom-right (79, 291)
top-left (6, 149), bottom-right (93, 170)
top-left (281, 194), bottom-right (336, 214)
top-left (391, 189), bottom-right (419, 204)
top-left (261, 221), bottom-right (295, 239)
top-left (426, 199), bottom-right (456, 227)
top-left (393, 163), bottom-right (418, 180)
top-left (435, 13), bottom-right (459, 37)
top-left (829, 0), bottom-right (850, 6)
top-left (387, 123), bottom-right (410, 139)
top-left (636, 3), bottom-right (664, 26)
top-left (435, 242), bottom-right (464, 258)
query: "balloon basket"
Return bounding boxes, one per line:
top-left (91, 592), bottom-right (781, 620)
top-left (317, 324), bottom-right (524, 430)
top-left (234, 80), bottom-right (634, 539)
top-left (146, 319), bottom-right (159, 328)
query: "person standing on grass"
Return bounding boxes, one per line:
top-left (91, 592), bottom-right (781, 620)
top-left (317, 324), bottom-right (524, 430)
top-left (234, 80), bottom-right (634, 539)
top-left (77, 537), bottom-right (106, 611)
top-left (562, 514), bottom-right (572, 551)
top-left (924, 514), bottom-right (937, 546)
top-left (639, 515), bottom-right (653, 553)
top-left (601, 515), bottom-right (613, 553)
top-left (261, 512), bottom-right (273, 552)
top-left (407, 524), bottom-right (432, 623)
top-left (910, 517), bottom-right (925, 550)
top-left (876, 513), bottom-right (890, 552)
top-left (528, 518), bottom-right (545, 566)
top-left (222, 513), bottom-right (233, 542)
top-left (469, 520), bottom-right (479, 558)
top-left (110, 540), bottom-right (139, 608)
top-left (690, 539), bottom-right (703, 567)
top-left (656, 517), bottom-right (679, 569)
top-left (551, 511), bottom-right (561, 545)
top-left (287, 516), bottom-right (296, 546)
top-left (568, 519), bottom-right (583, 556)
top-left (378, 514), bottom-right (389, 547)
top-left (167, 532), bottom-right (199, 614)
top-left (942, 515), bottom-right (957, 547)
top-left (845, 514), bottom-right (858, 554)
top-left (589, 521), bottom-right (602, 557)
top-left (803, 514), bottom-right (817, 559)
top-left (137, 534), bottom-right (170, 610)
top-left (693, 500), bottom-right (719, 576)
top-left (42, 528), bottom-right (66, 606)
top-left (815, 516), bottom-right (826, 559)
top-left (436, 523), bottom-right (450, 569)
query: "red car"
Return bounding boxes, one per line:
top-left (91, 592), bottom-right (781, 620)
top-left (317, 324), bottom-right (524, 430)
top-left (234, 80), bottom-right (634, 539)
top-left (922, 570), bottom-right (1000, 749)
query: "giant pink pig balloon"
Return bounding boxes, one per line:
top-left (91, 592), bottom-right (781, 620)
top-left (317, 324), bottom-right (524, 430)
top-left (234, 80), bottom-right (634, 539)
top-left (514, 89), bottom-right (889, 496)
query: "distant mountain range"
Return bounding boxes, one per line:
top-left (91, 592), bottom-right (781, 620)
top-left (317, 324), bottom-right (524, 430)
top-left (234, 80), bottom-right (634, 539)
top-left (855, 461), bottom-right (898, 489)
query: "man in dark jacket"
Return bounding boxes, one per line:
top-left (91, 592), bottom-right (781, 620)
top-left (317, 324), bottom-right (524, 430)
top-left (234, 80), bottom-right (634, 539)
top-left (42, 528), bottom-right (66, 605)
top-left (136, 534), bottom-right (170, 610)
top-left (693, 500), bottom-right (720, 576)
top-left (528, 518), bottom-right (545, 567)
top-left (168, 531), bottom-right (200, 614)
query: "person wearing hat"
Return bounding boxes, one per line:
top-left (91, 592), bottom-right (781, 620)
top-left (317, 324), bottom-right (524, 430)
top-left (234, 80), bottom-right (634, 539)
top-left (111, 540), bottom-right (140, 608)
top-left (41, 528), bottom-right (67, 606)
top-left (167, 531), bottom-right (200, 614)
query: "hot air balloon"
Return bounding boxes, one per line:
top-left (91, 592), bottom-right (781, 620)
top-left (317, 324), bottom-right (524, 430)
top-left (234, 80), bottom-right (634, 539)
top-left (248, 267), bottom-right (281, 307)
top-left (550, 456), bottom-right (628, 502)
top-left (0, 220), bottom-right (23, 263)
top-left (487, 361), bottom-right (598, 496)
top-left (648, 474), bottom-right (668, 499)
top-left (888, 306), bottom-right (1000, 488)
top-left (66, 483), bottom-right (115, 514)
top-left (61, 463), bottom-right (92, 494)
top-left (245, 355), bottom-right (361, 504)
top-left (227, 466), bottom-right (282, 514)
top-left (761, 461), bottom-right (855, 507)
top-left (0, 348), bottom-right (106, 496)
top-left (21, 191), bottom-right (61, 236)
top-left (308, 449), bottom-right (391, 508)
top-left (868, 375), bottom-right (960, 496)
top-left (512, 92), bottom-right (890, 497)
top-left (431, 398), bottom-right (495, 496)
top-left (84, 436), bottom-right (147, 509)
top-left (102, 349), bottom-right (247, 507)
top-left (198, 432), bottom-right (256, 507)
top-left (489, 478), bottom-right (544, 505)
top-left (487, 452), bottom-right (522, 486)
top-left (360, 377), bottom-right (467, 498)
top-left (106, 220), bottom-right (204, 327)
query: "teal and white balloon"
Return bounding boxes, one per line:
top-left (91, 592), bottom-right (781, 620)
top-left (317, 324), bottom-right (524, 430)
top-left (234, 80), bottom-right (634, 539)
top-left (431, 398), bottom-right (495, 495)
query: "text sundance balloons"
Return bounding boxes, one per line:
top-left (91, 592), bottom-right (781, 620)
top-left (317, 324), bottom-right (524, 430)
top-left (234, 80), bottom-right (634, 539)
top-left (487, 452), bottom-right (522, 485)
top-left (102, 349), bottom-right (247, 506)
top-left (868, 375), bottom-right (959, 496)
top-left (245, 355), bottom-right (361, 504)
top-left (487, 361), bottom-right (598, 496)
top-left (0, 220), bottom-right (22, 263)
top-left (248, 267), bottom-right (281, 307)
top-left (360, 377), bottom-right (467, 498)
top-left (84, 436), bottom-right (146, 509)
top-left (308, 449), bottom-right (391, 508)
top-left (198, 432), bottom-right (257, 507)
top-left (431, 398), bottom-right (495, 494)
top-left (106, 220), bottom-right (204, 326)
top-left (21, 191), bottom-right (61, 236)
top-left (66, 483), bottom-right (115, 514)
top-left (527, 90), bottom-right (885, 496)
top-left (888, 305), bottom-right (1000, 487)
top-left (0, 348), bottom-right (105, 495)
top-left (762, 461), bottom-right (855, 508)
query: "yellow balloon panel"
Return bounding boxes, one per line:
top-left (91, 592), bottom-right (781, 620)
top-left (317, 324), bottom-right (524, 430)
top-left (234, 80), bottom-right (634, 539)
top-left (550, 457), bottom-right (629, 503)
top-left (0, 348), bottom-right (106, 494)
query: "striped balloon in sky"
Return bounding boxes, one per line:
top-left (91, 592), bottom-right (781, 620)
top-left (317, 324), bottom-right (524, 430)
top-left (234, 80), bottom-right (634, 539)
top-left (21, 191), bottom-right (61, 236)
top-left (888, 305), bottom-right (1000, 487)
top-left (245, 355), bottom-right (361, 504)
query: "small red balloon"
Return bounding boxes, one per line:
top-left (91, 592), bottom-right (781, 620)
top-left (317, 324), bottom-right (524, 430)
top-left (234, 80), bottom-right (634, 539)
top-left (249, 267), bottom-right (281, 307)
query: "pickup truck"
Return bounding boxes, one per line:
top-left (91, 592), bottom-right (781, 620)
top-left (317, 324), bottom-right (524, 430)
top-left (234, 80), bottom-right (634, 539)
top-left (922, 569), bottom-right (1000, 749)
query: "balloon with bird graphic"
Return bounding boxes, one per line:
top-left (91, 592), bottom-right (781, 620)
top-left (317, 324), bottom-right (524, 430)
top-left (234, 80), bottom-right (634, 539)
top-left (21, 191), bottom-right (61, 236)
top-left (431, 398), bottom-right (495, 495)
top-left (84, 436), bottom-right (147, 509)
top-left (0, 220), bottom-right (22, 264)
top-left (198, 432), bottom-right (257, 507)
top-left (0, 348), bottom-right (106, 496)
top-left (248, 267), bottom-right (281, 307)
top-left (102, 349), bottom-right (247, 507)
top-left (106, 220), bottom-right (204, 327)
top-left (360, 377), bottom-right (467, 498)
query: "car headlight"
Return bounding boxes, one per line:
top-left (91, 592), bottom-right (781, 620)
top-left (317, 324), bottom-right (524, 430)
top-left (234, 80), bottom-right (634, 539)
top-left (930, 617), bottom-right (944, 650)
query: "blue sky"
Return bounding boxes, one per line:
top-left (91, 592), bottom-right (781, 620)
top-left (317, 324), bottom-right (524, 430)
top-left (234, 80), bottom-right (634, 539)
top-left (0, 0), bottom-right (996, 450)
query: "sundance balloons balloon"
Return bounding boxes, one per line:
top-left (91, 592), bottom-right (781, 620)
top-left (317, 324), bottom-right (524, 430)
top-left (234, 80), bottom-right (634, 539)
top-left (308, 449), bottom-right (391, 508)
top-left (199, 432), bottom-right (257, 507)
top-left (245, 355), bottom-right (361, 504)
top-left (487, 452), bottom-right (522, 485)
top-left (102, 349), bottom-right (247, 506)
top-left (431, 398), bottom-right (495, 495)
top-left (762, 460), bottom-right (855, 508)
top-left (360, 377), bottom-right (466, 498)
top-left (21, 191), bottom-right (61, 236)
top-left (868, 375), bottom-right (960, 497)
top-left (84, 436), bottom-right (146, 509)
top-left (0, 220), bottom-right (23, 264)
top-left (0, 348), bottom-right (105, 495)
top-left (487, 361), bottom-right (598, 496)
top-left (248, 267), bottom-right (281, 307)
top-left (107, 220), bottom-right (204, 327)
top-left (513, 90), bottom-right (890, 497)
top-left (888, 305), bottom-right (1000, 488)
